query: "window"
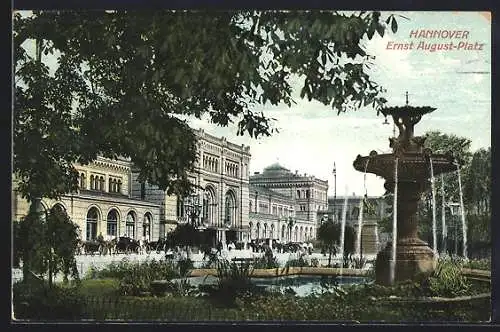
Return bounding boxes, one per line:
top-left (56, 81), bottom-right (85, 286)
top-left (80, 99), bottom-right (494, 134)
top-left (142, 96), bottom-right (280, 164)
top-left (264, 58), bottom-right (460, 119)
top-left (126, 212), bottom-right (135, 238)
top-left (143, 213), bottom-right (151, 241)
top-left (297, 190), bottom-right (301, 198)
top-left (90, 175), bottom-right (95, 190)
top-left (225, 191), bottom-right (236, 226)
top-left (86, 208), bottom-right (99, 241)
top-left (99, 176), bottom-right (105, 191)
top-left (107, 210), bottom-right (118, 237)
top-left (249, 201), bottom-right (253, 213)
top-left (79, 173), bottom-right (86, 189)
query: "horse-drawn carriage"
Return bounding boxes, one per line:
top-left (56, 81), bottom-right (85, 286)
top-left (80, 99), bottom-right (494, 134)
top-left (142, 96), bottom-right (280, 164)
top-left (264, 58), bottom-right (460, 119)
top-left (144, 238), bottom-right (168, 254)
top-left (79, 240), bottom-right (103, 256)
top-left (115, 236), bottom-right (141, 254)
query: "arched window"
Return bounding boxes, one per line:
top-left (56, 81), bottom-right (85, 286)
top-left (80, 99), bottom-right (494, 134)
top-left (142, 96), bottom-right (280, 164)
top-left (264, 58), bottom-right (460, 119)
top-left (90, 175), bottom-right (95, 190)
top-left (79, 173), bottom-right (86, 189)
top-left (53, 203), bottom-right (65, 214)
top-left (107, 209), bottom-right (118, 238)
top-left (143, 213), bottom-right (152, 241)
top-left (263, 223), bottom-right (267, 239)
top-left (117, 180), bottom-right (122, 193)
top-left (224, 190), bottom-right (236, 226)
top-left (99, 177), bottom-right (105, 191)
top-left (297, 190), bottom-right (301, 198)
top-left (108, 179), bottom-right (113, 192)
top-left (249, 222), bottom-right (253, 240)
top-left (256, 223), bottom-right (260, 240)
top-left (306, 189), bottom-right (310, 199)
top-left (126, 212), bottom-right (136, 238)
top-left (294, 226), bottom-right (298, 242)
top-left (310, 227), bottom-right (313, 240)
top-left (300, 226), bottom-right (303, 242)
top-left (281, 224), bottom-right (286, 240)
top-left (270, 224), bottom-right (275, 239)
top-left (203, 186), bottom-right (217, 226)
top-left (249, 201), bottom-right (253, 213)
top-left (86, 208), bottom-right (99, 241)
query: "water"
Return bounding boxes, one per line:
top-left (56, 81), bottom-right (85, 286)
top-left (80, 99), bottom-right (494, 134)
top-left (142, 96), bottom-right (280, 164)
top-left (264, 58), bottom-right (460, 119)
top-left (456, 163), bottom-right (468, 259)
top-left (340, 187), bottom-right (349, 275)
top-left (390, 157), bottom-right (399, 284)
top-left (440, 174), bottom-right (447, 255)
top-left (429, 158), bottom-right (438, 257)
top-left (356, 198), bottom-right (364, 258)
top-left (179, 275), bottom-right (371, 297)
top-left (356, 159), bottom-right (370, 257)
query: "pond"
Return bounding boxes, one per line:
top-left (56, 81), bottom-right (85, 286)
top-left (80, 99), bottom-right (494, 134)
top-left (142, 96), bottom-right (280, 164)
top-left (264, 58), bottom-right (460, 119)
top-left (173, 275), bottom-right (372, 297)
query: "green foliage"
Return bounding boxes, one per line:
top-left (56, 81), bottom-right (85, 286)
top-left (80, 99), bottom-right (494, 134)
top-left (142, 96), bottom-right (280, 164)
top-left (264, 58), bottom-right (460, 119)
top-left (14, 10), bottom-right (397, 201)
top-left (78, 278), bottom-right (120, 297)
top-left (253, 248), bottom-right (279, 269)
top-left (87, 258), bottom-right (179, 296)
top-left (167, 223), bottom-right (201, 250)
top-left (317, 220), bottom-right (356, 266)
top-left (13, 280), bottom-right (83, 320)
top-left (422, 258), bottom-right (471, 297)
top-left (462, 259), bottom-right (490, 271)
top-left (215, 259), bottom-right (262, 305)
top-left (16, 204), bottom-right (80, 287)
top-left (286, 254), bottom-right (310, 267)
top-left (177, 258), bottom-right (194, 277)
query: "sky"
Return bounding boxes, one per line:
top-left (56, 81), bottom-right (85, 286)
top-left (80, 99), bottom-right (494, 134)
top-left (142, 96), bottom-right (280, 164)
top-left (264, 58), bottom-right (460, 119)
top-left (188, 11), bottom-right (491, 197)
top-left (15, 11), bottom-right (491, 198)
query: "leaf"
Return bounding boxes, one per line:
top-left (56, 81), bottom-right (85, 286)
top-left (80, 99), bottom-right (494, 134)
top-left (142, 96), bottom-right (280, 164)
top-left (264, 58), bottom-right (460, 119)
top-left (391, 17), bottom-right (398, 33)
top-left (376, 23), bottom-right (385, 37)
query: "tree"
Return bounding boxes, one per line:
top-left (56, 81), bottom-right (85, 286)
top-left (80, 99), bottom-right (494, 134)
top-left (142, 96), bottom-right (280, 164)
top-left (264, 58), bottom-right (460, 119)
top-left (414, 131), bottom-right (472, 245)
top-left (317, 220), bottom-right (355, 267)
top-left (463, 147), bottom-right (491, 216)
top-left (167, 223), bottom-right (201, 258)
top-left (16, 205), bottom-right (80, 287)
top-left (14, 10), bottom-right (399, 204)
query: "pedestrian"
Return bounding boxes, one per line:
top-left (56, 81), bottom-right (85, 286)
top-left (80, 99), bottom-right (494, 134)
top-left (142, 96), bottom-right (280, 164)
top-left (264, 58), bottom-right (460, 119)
top-left (217, 241), bottom-right (223, 255)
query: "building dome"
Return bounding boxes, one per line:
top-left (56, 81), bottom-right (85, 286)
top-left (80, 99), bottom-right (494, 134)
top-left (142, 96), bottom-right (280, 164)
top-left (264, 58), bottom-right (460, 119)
top-left (262, 162), bottom-right (291, 175)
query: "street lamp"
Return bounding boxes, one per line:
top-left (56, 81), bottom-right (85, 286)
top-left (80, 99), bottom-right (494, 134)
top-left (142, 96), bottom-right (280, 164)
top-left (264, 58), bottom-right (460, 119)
top-left (184, 193), bottom-right (202, 228)
top-left (332, 163), bottom-right (337, 222)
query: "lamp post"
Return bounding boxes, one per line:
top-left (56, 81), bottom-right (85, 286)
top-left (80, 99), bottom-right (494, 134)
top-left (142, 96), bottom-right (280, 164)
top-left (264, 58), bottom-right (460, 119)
top-left (332, 163), bottom-right (337, 222)
top-left (185, 193), bottom-right (202, 228)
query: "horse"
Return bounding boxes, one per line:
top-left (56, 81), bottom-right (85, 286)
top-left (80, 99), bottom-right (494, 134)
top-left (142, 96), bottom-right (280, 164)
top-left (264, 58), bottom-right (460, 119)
top-left (82, 241), bottom-right (102, 256)
top-left (115, 236), bottom-right (141, 254)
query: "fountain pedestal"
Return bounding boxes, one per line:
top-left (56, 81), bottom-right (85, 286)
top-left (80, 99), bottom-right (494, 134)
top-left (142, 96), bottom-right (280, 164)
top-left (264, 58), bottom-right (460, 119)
top-left (375, 179), bottom-right (436, 284)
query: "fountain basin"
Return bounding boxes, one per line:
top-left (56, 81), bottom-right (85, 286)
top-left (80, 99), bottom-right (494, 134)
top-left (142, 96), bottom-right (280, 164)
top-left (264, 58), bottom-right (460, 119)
top-left (353, 152), bottom-right (456, 184)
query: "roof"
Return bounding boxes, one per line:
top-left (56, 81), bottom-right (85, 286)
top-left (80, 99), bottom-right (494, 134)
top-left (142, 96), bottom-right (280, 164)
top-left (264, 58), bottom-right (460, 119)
top-left (249, 184), bottom-right (292, 200)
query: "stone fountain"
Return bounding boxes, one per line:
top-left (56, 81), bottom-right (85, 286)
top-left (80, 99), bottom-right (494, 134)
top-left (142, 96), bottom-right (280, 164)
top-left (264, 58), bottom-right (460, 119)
top-left (353, 102), bottom-right (456, 285)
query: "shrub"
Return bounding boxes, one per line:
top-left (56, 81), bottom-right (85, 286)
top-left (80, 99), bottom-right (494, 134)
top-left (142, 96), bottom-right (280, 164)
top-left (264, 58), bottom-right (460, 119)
top-left (13, 281), bottom-right (83, 320)
top-left (420, 258), bottom-right (471, 297)
top-left (252, 248), bottom-right (279, 269)
top-left (177, 258), bottom-right (194, 276)
top-left (462, 258), bottom-right (491, 271)
top-left (214, 259), bottom-right (264, 305)
top-left (78, 278), bottom-right (120, 297)
top-left (286, 254), bottom-right (310, 267)
top-left (310, 258), bottom-right (319, 267)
